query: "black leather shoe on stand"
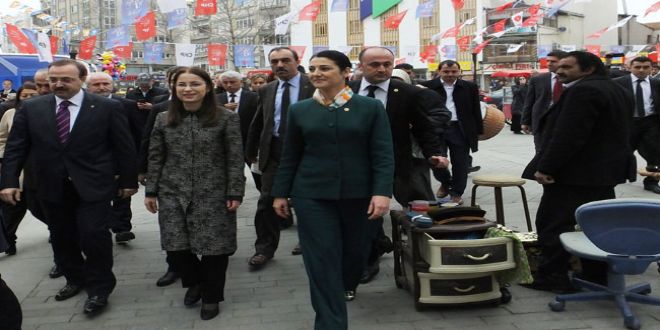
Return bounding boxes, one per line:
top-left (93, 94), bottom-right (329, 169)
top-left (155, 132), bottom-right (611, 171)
top-left (156, 271), bottom-right (179, 287)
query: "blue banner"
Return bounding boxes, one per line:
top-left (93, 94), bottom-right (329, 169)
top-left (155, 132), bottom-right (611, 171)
top-left (440, 44), bottom-right (457, 60)
top-left (312, 46), bottom-right (329, 55)
top-left (537, 45), bottom-right (552, 58)
top-left (121, 0), bottom-right (149, 25)
top-left (416, 0), bottom-right (435, 18)
top-left (20, 28), bottom-right (38, 49)
top-left (359, 0), bottom-right (372, 20)
top-left (144, 42), bottom-right (165, 64)
top-left (105, 26), bottom-right (130, 49)
top-left (234, 45), bottom-right (255, 67)
top-left (331, 0), bottom-right (349, 12)
top-left (167, 8), bottom-right (187, 29)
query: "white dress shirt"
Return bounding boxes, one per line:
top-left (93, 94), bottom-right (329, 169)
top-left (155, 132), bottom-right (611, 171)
top-left (358, 78), bottom-right (390, 107)
top-left (630, 74), bottom-right (654, 117)
top-left (55, 89), bottom-right (84, 132)
top-left (443, 79), bottom-right (458, 121)
top-left (226, 88), bottom-right (242, 112)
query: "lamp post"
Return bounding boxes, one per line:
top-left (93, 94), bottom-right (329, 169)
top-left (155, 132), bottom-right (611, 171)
top-left (69, 39), bottom-right (80, 60)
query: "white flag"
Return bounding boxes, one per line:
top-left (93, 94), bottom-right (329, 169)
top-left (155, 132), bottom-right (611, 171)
top-left (489, 27), bottom-right (514, 39)
top-left (36, 32), bottom-right (53, 63)
top-left (511, 11), bottom-right (524, 27)
top-left (157, 0), bottom-right (187, 13)
top-left (275, 12), bottom-right (295, 35)
top-left (262, 45), bottom-right (277, 61)
top-left (332, 46), bottom-right (354, 55)
top-left (175, 43), bottom-right (196, 66)
top-left (560, 44), bottom-right (576, 52)
top-left (473, 27), bottom-right (489, 44)
top-left (606, 16), bottom-right (633, 31)
top-left (464, 17), bottom-right (476, 25)
top-left (507, 44), bottom-right (523, 53)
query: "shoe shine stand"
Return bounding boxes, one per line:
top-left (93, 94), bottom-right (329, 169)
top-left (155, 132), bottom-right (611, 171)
top-left (391, 209), bottom-right (515, 310)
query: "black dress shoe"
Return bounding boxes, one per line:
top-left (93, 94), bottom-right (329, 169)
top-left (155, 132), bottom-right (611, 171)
top-left (643, 182), bottom-right (660, 194)
top-left (200, 303), bottom-right (219, 320)
top-left (83, 295), bottom-right (108, 315)
top-left (55, 284), bottom-right (83, 301)
top-left (359, 264), bottom-right (380, 284)
top-left (115, 231), bottom-right (136, 244)
top-left (156, 271), bottom-right (179, 287)
top-left (5, 243), bottom-right (16, 255)
top-left (291, 243), bottom-right (302, 255)
top-left (468, 165), bottom-right (481, 173)
top-left (344, 290), bottom-right (356, 301)
top-left (49, 265), bottom-right (64, 279)
top-left (184, 285), bottom-right (202, 306)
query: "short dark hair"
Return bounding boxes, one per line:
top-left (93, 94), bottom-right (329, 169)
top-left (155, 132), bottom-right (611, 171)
top-left (394, 63), bottom-right (413, 70)
top-left (48, 59), bottom-right (88, 79)
top-left (297, 65), bottom-right (306, 74)
top-left (565, 51), bottom-right (607, 76)
top-left (358, 47), bottom-right (394, 62)
top-left (268, 47), bottom-right (299, 62)
top-left (15, 81), bottom-right (37, 106)
top-left (168, 67), bottom-right (221, 127)
top-left (546, 50), bottom-right (568, 59)
top-left (439, 60), bottom-right (461, 70)
top-left (311, 50), bottom-right (352, 72)
top-left (2, 79), bottom-right (11, 83)
top-left (630, 56), bottom-right (653, 65)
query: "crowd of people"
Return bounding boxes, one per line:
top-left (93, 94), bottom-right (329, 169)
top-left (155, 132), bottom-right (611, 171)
top-left (0, 47), bottom-right (657, 330)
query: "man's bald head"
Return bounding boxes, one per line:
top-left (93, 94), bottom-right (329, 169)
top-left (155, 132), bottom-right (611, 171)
top-left (86, 72), bottom-right (114, 97)
top-left (34, 69), bottom-right (51, 95)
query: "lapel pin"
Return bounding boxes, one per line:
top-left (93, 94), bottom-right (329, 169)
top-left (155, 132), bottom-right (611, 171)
top-left (394, 89), bottom-right (399, 92)
top-left (91, 105), bottom-right (95, 108)
top-left (344, 108), bottom-right (350, 112)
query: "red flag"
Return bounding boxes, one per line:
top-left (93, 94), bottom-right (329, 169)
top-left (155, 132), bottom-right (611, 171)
top-left (113, 42), bottom-right (133, 59)
top-left (49, 35), bottom-right (59, 55)
top-left (384, 10), bottom-right (407, 29)
top-left (585, 45), bottom-right (601, 56)
top-left (135, 11), bottom-right (156, 41)
top-left (289, 46), bottom-right (307, 61)
top-left (586, 27), bottom-right (608, 39)
top-left (656, 44), bottom-right (660, 57)
top-left (492, 18), bottom-right (507, 33)
top-left (644, 1), bottom-right (660, 17)
top-left (456, 35), bottom-right (472, 51)
top-left (208, 43), bottom-right (228, 66)
top-left (78, 36), bottom-right (97, 60)
top-left (495, 1), bottom-right (514, 13)
top-left (299, 1), bottom-right (322, 21)
top-left (528, 4), bottom-right (542, 15)
top-left (451, 0), bottom-right (464, 10)
top-left (440, 23), bottom-right (463, 39)
top-left (522, 13), bottom-right (542, 27)
top-left (420, 45), bottom-right (437, 63)
top-left (472, 39), bottom-right (491, 54)
top-left (195, 0), bottom-right (217, 16)
top-left (5, 23), bottom-right (36, 54)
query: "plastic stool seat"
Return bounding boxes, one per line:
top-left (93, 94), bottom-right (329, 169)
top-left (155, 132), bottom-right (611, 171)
top-left (472, 175), bottom-right (526, 187)
top-left (471, 174), bottom-right (533, 231)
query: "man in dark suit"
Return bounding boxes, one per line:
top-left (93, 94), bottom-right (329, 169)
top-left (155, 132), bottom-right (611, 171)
top-left (86, 72), bottom-right (139, 244)
top-left (125, 73), bottom-right (168, 145)
top-left (0, 79), bottom-right (16, 102)
top-left (521, 51), bottom-right (568, 150)
top-left (613, 56), bottom-right (660, 194)
top-left (422, 60), bottom-right (483, 205)
top-left (350, 47), bottom-right (450, 283)
top-left (218, 70), bottom-right (261, 190)
top-left (521, 51), bottom-right (634, 292)
top-left (0, 59), bottom-right (138, 315)
top-left (245, 47), bottom-right (314, 269)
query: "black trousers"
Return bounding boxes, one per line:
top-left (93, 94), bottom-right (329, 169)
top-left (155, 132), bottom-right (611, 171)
top-left (408, 158), bottom-right (435, 201)
top-left (432, 123), bottom-right (471, 197)
top-left (631, 115), bottom-right (660, 184)
top-left (246, 161), bottom-right (262, 192)
top-left (511, 113), bottom-right (522, 132)
top-left (0, 275), bottom-right (21, 330)
top-left (536, 183), bottom-right (612, 279)
top-left (253, 152), bottom-right (286, 257)
top-left (41, 181), bottom-right (116, 297)
top-left (110, 195), bottom-right (132, 233)
top-left (168, 251), bottom-right (229, 303)
top-left (2, 191), bottom-right (27, 244)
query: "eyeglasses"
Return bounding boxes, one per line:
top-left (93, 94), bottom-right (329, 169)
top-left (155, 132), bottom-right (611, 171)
top-left (48, 77), bottom-right (77, 84)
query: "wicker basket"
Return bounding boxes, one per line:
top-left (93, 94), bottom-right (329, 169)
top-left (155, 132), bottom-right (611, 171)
top-left (478, 104), bottom-right (505, 141)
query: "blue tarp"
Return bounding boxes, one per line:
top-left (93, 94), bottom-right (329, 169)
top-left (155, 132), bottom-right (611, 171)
top-left (0, 54), bottom-right (69, 87)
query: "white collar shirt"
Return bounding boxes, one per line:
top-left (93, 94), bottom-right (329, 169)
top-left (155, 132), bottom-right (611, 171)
top-left (358, 78), bottom-right (389, 107)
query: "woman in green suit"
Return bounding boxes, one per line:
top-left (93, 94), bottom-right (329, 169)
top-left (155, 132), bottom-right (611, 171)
top-left (271, 50), bottom-right (394, 330)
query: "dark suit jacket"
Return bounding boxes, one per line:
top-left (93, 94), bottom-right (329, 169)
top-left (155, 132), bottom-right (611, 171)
top-left (521, 72), bottom-right (552, 132)
top-left (111, 95), bottom-right (142, 151)
top-left (125, 86), bottom-right (168, 103)
top-left (138, 100), bottom-right (170, 174)
top-left (152, 92), bottom-right (171, 105)
top-left (217, 90), bottom-right (259, 149)
top-left (613, 74), bottom-right (660, 126)
top-left (349, 79), bottom-right (449, 204)
top-left (522, 75), bottom-right (635, 186)
top-left (420, 78), bottom-right (483, 152)
top-left (246, 75), bottom-right (314, 171)
top-left (0, 92), bottom-right (138, 202)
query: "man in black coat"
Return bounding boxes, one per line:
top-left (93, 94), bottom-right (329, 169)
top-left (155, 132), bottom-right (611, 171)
top-left (613, 56), bottom-right (660, 194)
top-left (521, 51), bottom-right (635, 292)
top-left (0, 59), bottom-right (138, 315)
top-left (125, 73), bottom-right (168, 144)
top-left (421, 60), bottom-right (483, 205)
top-left (349, 47), bottom-right (450, 284)
top-left (521, 51), bottom-right (567, 150)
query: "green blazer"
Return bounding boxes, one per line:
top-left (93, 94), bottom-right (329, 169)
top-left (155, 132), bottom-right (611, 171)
top-left (271, 94), bottom-right (394, 200)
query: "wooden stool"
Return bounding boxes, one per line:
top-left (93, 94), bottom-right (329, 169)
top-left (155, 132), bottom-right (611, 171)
top-left (470, 174), bottom-right (533, 231)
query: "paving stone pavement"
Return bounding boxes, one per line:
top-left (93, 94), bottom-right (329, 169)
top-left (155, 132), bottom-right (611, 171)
top-left (2, 130), bottom-right (660, 330)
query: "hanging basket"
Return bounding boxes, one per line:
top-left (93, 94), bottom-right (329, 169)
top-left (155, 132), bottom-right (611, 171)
top-left (479, 104), bottom-right (505, 141)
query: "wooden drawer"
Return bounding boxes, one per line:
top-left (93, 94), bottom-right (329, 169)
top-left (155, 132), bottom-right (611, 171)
top-left (419, 234), bottom-right (515, 273)
top-left (418, 272), bottom-right (501, 304)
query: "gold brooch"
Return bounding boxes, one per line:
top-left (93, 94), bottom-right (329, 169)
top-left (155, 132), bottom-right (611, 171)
top-left (344, 108), bottom-right (350, 112)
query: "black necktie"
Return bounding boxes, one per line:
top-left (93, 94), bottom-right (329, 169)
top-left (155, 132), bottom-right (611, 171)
top-left (229, 93), bottom-right (236, 103)
top-left (366, 85), bottom-right (379, 98)
top-left (278, 81), bottom-right (291, 136)
top-left (636, 79), bottom-right (646, 117)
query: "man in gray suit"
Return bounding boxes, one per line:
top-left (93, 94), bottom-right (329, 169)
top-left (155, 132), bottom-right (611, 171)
top-left (245, 47), bottom-right (314, 269)
top-left (522, 51), bottom-right (567, 150)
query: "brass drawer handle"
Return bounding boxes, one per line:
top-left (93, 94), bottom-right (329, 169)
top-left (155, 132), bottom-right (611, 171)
top-left (453, 285), bottom-right (476, 293)
top-left (464, 253), bottom-right (491, 261)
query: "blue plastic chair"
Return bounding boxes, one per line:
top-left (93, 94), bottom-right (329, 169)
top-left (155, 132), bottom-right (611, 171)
top-left (548, 198), bottom-right (660, 330)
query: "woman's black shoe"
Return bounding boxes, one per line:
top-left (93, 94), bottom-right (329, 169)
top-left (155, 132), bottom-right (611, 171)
top-left (200, 303), bottom-right (219, 320)
top-left (184, 285), bottom-right (202, 306)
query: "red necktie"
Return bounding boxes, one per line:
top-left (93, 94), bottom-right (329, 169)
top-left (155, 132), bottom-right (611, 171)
top-left (552, 77), bottom-right (563, 103)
